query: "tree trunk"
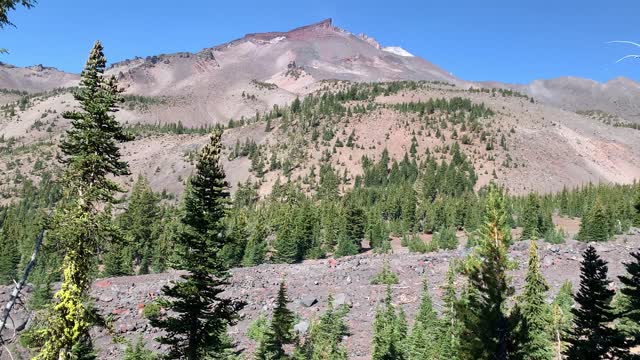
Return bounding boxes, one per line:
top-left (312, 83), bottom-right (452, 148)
top-left (0, 222), bottom-right (47, 339)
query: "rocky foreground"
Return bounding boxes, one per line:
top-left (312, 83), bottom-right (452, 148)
top-left (2, 232), bottom-right (640, 360)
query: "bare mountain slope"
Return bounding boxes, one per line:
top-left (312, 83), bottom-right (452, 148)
top-left (2, 81), bottom-right (640, 202)
top-left (1, 20), bottom-right (640, 200)
top-left (1, 19), bottom-right (639, 124)
top-left (102, 19), bottom-right (456, 125)
top-left (0, 62), bottom-right (79, 91)
top-left (482, 76), bottom-right (640, 124)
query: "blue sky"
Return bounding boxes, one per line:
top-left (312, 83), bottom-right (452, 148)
top-left (0, 0), bottom-right (638, 84)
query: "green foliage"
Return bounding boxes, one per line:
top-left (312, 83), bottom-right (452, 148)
top-left (372, 287), bottom-right (407, 360)
top-left (371, 259), bottom-right (399, 285)
top-left (551, 282), bottom-right (574, 360)
top-left (405, 233), bottom-right (430, 253)
top-left (577, 198), bottom-right (613, 242)
top-left (543, 227), bottom-right (565, 244)
top-left (634, 191), bottom-right (640, 227)
top-left (392, 97), bottom-right (494, 120)
top-left (0, 0), bottom-right (35, 29)
top-left (242, 220), bottom-right (268, 267)
top-left (124, 337), bottom-right (157, 360)
top-left (295, 295), bottom-right (350, 360)
top-left (564, 245), bottom-right (628, 359)
top-left (458, 185), bottom-right (514, 360)
top-left (142, 302), bottom-right (162, 321)
top-left (151, 129), bottom-right (245, 359)
top-left (0, 228), bottom-right (20, 284)
top-left (440, 263), bottom-right (461, 359)
top-left (520, 193), bottom-right (552, 240)
top-left (125, 121), bottom-right (215, 137)
top-left (37, 41), bottom-right (133, 360)
top-left (247, 315), bottom-right (269, 342)
top-left (513, 241), bottom-right (553, 360)
top-left (255, 281), bottom-right (296, 359)
top-left (117, 175), bottom-right (162, 274)
top-left (617, 250), bottom-right (640, 348)
top-left (433, 226), bottom-right (458, 250)
top-left (407, 278), bottom-right (442, 359)
top-left (29, 254), bottom-right (57, 310)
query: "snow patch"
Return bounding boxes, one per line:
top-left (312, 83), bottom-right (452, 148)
top-left (382, 47), bottom-right (414, 57)
top-left (269, 36), bottom-right (286, 44)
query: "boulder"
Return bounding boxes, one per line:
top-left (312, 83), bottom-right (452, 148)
top-left (300, 296), bottom-right (318, 308)
top-left (334, 293), bottom-right (352, 308)
top-left (294, 321), bottom-right (309, 335)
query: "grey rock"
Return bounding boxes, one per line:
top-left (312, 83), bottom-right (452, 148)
top-left (294, 321), bottom-right (309, 335)
top-left (334, 293), bottom-right (352, 307)
top-left (301, 296), bottom-right (318, 308)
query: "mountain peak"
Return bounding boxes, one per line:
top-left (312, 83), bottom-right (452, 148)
top-left (295, 18), bottom-right (333, 31)
top-left (240, 18), bottom-right (336, 44)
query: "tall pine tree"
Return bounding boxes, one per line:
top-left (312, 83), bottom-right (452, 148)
top-left (459, 185), bottom-right (514, 360)
top-left (514, 241), bottom-right (553, 360)
top-left (37, 41), bottom-right (132, 360)
top-left (618, 250), bottom-right (640, 349)
top-left (151, 129), bottom-right (245, 359)
top-left (440, 263), bottom-right (461, 359)
top-left (564, 245), bottom-right (628, 359)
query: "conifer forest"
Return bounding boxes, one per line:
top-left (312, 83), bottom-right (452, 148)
top-left (1, 2), bottom-right (640, 360)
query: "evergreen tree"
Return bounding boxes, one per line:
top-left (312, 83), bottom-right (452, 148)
top-left (0, 0), bottom-right (35, 29)
top-left (440, 263), bottom-right (460, 359)
top-left (124, 337), bottom-right (158, 360)
top-left (118, 175), bottom-right (161, 273)
top-left (372, 287), bottom-right (406, 360)
top-left (577, 198), bottom-right (612, 242)
top-left (550, 282), bottom-right (573, 360)
top-left (37, 41), bottom-right (133, 360)
top-left (344, 202), bottom-right (365, 247)
top-left (151, 129), bottom-right (245, 359)
top-left (334, 233), bottom-right (359, 258)
top-left (371, 259), bottom-right (399, 285)
top-left (514, 241), bottom-right (553, 360)
top-left (618, 250), bottom-right (640, 349)
top-left (242, 220), bottom-right (267, 267)
top-left (520, 194), bottom-right (552, 240)
top-left (0, 234), bottom-right (19, 284)
top-left (295, 296), bottom-right (349, 360)
top-left (29, 254), bottom-right (56, 310)
top-left (256, 281), bottom-right (296, 359)
top-left (317, 163), bottom-right (340, 201)
top-left (275, 212), bottom-right (301, 264)
top-left (220, 210), bottom-right (249, 267)
top-left (459, 185), bottom-right (514, 360)
top-left (564, 245), bottom-right (628, 359)
top-left (102, 236), bottom-right (132, 277)
top-left (407, 278), bottom-right (440, 359)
